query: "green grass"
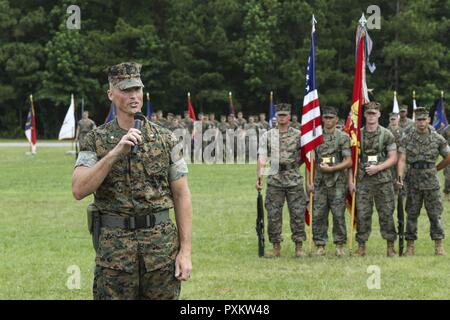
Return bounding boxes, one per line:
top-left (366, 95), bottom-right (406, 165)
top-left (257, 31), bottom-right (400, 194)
top-left (0, 148), bottom-right (449, 299)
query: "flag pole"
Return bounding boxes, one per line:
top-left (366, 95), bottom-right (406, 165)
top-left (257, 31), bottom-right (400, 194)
top-left (349, 160), bottom-right (358, 253)
top-left (308, 151), bottom-right (315, 254)
top-left (29, 94), bottom-right (33, 154)
top-left (349, 15), bottom-right (366, 254)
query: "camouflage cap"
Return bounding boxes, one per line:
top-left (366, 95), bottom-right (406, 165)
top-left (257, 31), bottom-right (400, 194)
top-left (415, 107), bottom-right (429, 120)
top-left (275, 103), bottom-right (291, 115)
top-left (322, 106), bottom-right (337, 117)
top-left (364, 101), bottom-right (381, 113)
top-left (399, 105), bottom-right (408, 112)
top-left (389, 112), bottom-right (399, 119)
top-left (107, 62), bottom-right (144, 90)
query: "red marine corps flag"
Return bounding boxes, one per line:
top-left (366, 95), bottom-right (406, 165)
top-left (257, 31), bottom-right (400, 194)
top-left (344, 14), bottom-right (375, 252)
top-left (187, 92), bottom-right (196, 120)
top-left (300, 15), bottom-right (323, 253)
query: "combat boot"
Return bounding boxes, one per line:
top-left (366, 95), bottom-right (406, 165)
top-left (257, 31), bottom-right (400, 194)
top-left (335, 244), bottom-right (345, 257)
top-left (295, 242), bottom-right (304, 258)
top-left (265, 243), bottom-right (281, 258)
top-left (405, 240), bottom-right (415, 256)
top-left (316, 245), bottom-right (325, 256)
top-left (435, 240), bottom-right (446, 256)
top-left (354, 243), bottom-right (366, 257)
top-left (387, 241), bottom-right (396, 257)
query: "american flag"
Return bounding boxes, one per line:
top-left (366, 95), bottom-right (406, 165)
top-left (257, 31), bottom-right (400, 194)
top-left (300, 15), bottom-right (323, 170)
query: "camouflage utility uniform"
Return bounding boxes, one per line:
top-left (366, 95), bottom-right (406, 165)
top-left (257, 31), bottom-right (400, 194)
top-left (439, 125), bottom-right (450, 196)
top-left (399, 126), bottom-right (450, 242)
top-left (78, 118), bottom-right (96, 147)
top-left (355, 126), bottom-right (397, 246)
top-left (313, 129), bottom-right (351, 247)
top-left (258, 126), bottom-right (306, 248)
top-left (75, 62), bottom-right (188, 300)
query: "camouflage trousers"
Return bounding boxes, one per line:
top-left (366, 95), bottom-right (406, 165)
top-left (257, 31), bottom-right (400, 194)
top-left (405, 188), bottom-right (445, 241)
top-left (312, 183), bottom-right (347, 245)
top-left (444, 166), bottom-right (450, 194)
top-left (355, 181), bottom-right (397, 244)
top-left (265, 184), bottom-right (307, 244)
top-left (93, 222), bottom-right (181, 300)
top-left (93, 258), bottom-right (180, 300)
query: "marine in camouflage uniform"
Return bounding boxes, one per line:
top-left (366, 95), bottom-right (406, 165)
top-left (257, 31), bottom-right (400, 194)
top-left (387, 112), bottom-right (405, 197)
top-left (76, 111), bottom-right (97, 149)
top-left (350, 102), bottom-right (398, 257)
top-left (236, 111), bottom-right (247, 129)
top-left (258, 113), bottom-right (270, 131)
top-left (72, 62), bottom-right (192, 300)
top-left (156, 110), bottom-right (168, 128)
top-left (289, 115), bottom-right (301, 130)
top-left (244, 116), bottom-right (259, 163)
top-left (397, 107), bottom-right (450, 256)
top-left (399, 105), bottom-right (414, 130)
top-left (309, 107), bottom-right (352, 257)
top-left (181, 111), bottom-right (194, 135)
top-left (257, 103), bottom-right (307, 258)
top-left (438, 124), bottom-right (450, 198)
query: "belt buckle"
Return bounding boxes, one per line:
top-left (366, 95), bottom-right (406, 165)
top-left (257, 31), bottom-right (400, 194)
top-left (128, 216), bottom-right (136, 230)
top-left (321, 157), bottom-right (331, 164)
top-left (367, 155), bottom-right (378, 164)
top-left (145, 214), bottom-right (155, 228)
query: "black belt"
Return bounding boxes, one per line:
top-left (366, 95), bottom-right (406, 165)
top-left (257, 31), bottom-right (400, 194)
top-left (100, 210), bottom-right (169, 230)
top-left (410, 162), bottom-right (434, 169)
top-left (279, 163), bottom-right (297, 171)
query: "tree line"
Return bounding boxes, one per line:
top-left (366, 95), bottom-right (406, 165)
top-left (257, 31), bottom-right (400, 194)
top-left (0, 0), bottom-right (448, 138)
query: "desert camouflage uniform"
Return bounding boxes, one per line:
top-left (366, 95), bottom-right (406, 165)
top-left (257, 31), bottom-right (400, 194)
top-left (398, 127), bottom-right (450, 241)
top-left (258, 127), bottom-right (306, 244)
top-left (355, 126), bottom-right (397, 244)
top-left (75, 117), bottom-right (188, 300)
top-left (313, 129), bottom-right (351, 245)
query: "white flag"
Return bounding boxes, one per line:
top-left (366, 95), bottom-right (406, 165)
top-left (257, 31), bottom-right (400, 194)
top-left (59, 94), bottom-right (76, 140)
top-left (392, 91), bottom-right (399, 114)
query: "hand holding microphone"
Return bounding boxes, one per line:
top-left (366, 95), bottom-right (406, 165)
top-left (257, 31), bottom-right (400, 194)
top-left (110, 112), bottom-right (145, 157)
top-left (131, 112), bottom-right (145, 154)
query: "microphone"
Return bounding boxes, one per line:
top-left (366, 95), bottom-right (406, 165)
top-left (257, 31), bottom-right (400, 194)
top-left (132, 112), bottom-right (145, 154)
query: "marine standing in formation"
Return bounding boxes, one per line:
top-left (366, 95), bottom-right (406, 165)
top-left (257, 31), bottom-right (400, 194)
top-left (348, 102), bottom-right (398, 257)
top-left (307, 107), bottom-right (352, 257)
top-left (256, 103), bottom-right (307, 258)
top-left (397, 107), bottom-right (450, 256)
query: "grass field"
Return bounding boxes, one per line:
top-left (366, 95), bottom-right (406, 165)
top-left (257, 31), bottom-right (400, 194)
top-left (1, 147), bottom-right (449, 300)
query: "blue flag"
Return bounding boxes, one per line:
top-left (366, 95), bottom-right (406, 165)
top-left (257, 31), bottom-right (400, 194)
top-left (433, 97), bottom-right (447, 129)
top-left (146, 100), bottom-right (153, 119)
top-left (269, 93), bottom-right (276, 128)
top-left (104, 102), bottom-right (116, 124)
